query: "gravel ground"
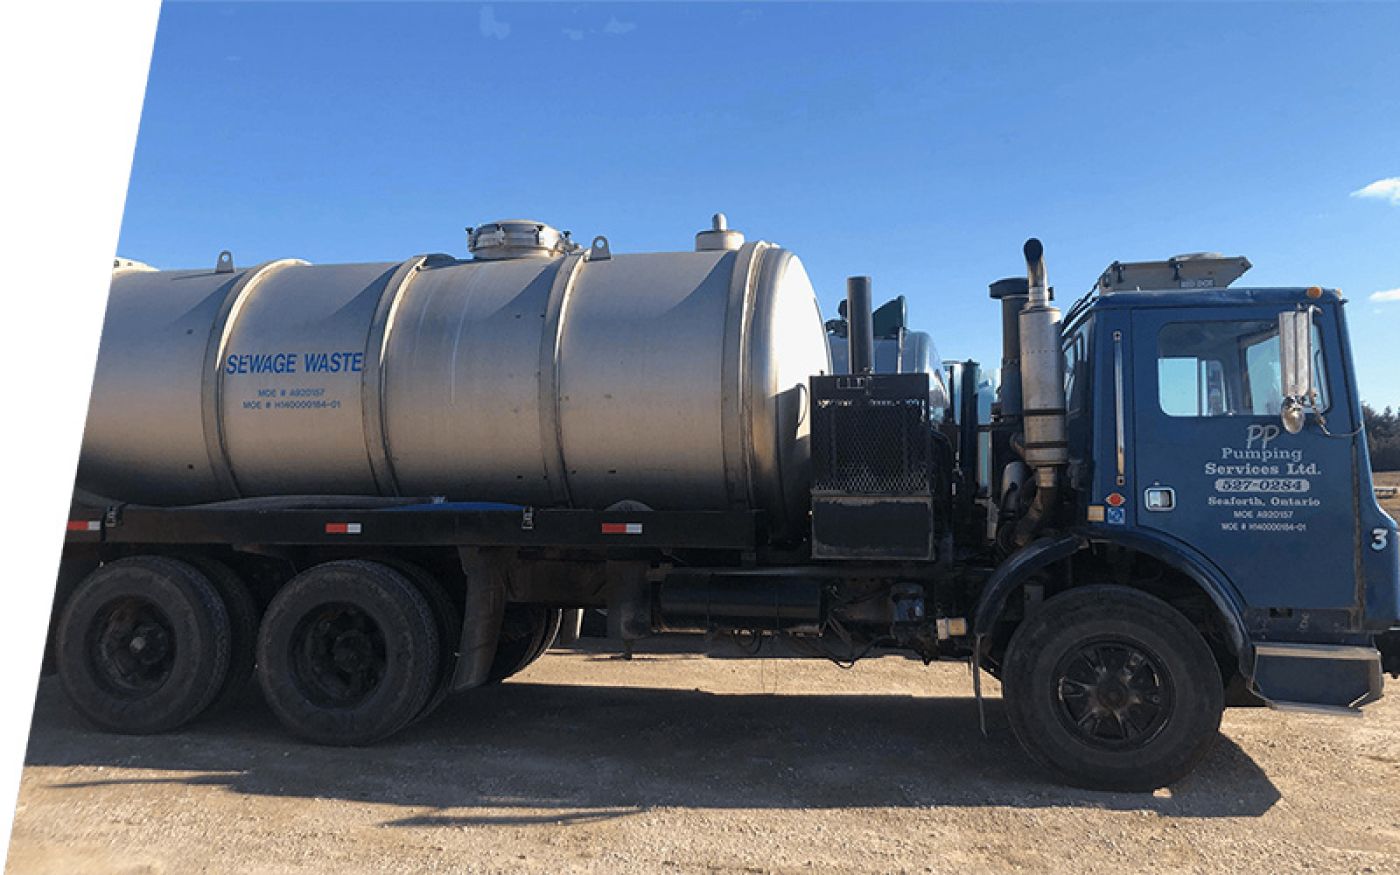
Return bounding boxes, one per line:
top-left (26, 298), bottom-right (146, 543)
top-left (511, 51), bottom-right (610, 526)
top-left (8, 641), bottom-right (1400, 874)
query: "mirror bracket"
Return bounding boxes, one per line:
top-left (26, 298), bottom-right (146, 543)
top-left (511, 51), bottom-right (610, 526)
top-left (1278, 304), bottom-right (1319, 434)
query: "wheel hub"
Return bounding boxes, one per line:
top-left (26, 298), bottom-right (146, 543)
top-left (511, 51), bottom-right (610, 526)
top-left (331, 630), bottom-right (373, 672)
top-left (1097, 680), bottom-right (1131, 710)
top-left (128, 623), bottom-right (170, 666)
top-left (1053, 639), bottom-right (1171, 750)
top-left (89, 598), bottom-right (176, 696)
top-left (293, 604), bottom-right (387, 708)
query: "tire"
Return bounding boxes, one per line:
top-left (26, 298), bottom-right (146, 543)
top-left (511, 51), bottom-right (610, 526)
top-left (44, 555), bottom-right (98, 676)
top-left (1001, 585), bottom-right (1224, 791)
top-left (485, 606), bottom-right (562, 684)
top-left (182, 556), bottom-right (260, 714)
top-left (56, 557), bottom-right (231, 734)
top-left (525, 608), bottom-right (564, 664)
top-left (256, 560), bottom-right (438, 746)
top-left (380, 560), bottom-right (461, 724)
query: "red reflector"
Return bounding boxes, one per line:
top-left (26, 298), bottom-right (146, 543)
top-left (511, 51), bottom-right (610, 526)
top-left (324, 522), bottom-right (362, 535)
top-left (67, 520), bottom-right (100, 532)
top-left (601, 522), bottom-right (643, 535)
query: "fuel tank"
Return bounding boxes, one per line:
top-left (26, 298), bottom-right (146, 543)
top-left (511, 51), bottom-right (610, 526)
top-left (78, 218), bottom-right (832, 534)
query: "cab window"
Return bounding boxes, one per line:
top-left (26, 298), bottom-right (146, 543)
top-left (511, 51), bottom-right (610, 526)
top-left (1157, 319), bottom-right (1327, 418)
top-left (1063, 325), bottom-right (1088, 415)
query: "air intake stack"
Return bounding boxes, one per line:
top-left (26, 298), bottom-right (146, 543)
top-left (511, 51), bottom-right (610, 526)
top-left (846, 276), bottom-right (875, 375)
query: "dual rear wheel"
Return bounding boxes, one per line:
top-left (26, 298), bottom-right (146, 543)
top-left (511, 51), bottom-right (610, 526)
top-left (57, 556), bottom-right (242, 734)
top-left (56, 555), bottom-right (559, 745)
top-left (256, 560), bottom-right (440, 745)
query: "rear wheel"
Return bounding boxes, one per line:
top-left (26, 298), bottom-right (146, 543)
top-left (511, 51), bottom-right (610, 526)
top-left (256, 560), bottom-right (438, 746)
top-left (182, 556), bottom-right (259, 714)
top-left (56, 557), bottom-right (231, 733)
top-left (1001, 585), bottom-right (1223, 791)
top-left (381, 560), bottom-right (461, 724)
top-left (486, 606), bottom-right (562, 684)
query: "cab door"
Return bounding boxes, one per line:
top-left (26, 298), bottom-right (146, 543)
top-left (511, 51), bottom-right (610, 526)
top-left (1128, 300), bottom-right (1360, 619)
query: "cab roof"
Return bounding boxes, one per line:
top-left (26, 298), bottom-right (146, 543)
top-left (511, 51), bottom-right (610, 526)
top-left (1085, 286), bottom-right (1343, 311)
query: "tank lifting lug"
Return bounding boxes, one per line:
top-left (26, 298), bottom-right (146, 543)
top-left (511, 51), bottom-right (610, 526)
top-left (214, 250), bottom-right (234, 274)
top-left (586, 236), bottom-right (611, 261)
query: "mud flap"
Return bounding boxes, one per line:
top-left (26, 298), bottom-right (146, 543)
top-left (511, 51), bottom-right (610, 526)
top-left (451, 548), bottom-right (508, 692)
top-left (1377, 629), bottom-right (1400, 678)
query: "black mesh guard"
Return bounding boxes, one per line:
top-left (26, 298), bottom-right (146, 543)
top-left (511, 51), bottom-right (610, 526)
top-left (810, 373), bottom-right (932, 495)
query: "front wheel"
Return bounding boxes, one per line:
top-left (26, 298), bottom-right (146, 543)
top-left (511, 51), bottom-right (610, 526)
top-left (1001, 585), bottom-right (1223, 791)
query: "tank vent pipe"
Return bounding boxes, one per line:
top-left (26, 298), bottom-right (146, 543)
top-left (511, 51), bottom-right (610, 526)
top-left (695, 212), bottom-right (745, 252)
top-left (846, 276), bottom-right (875, 375)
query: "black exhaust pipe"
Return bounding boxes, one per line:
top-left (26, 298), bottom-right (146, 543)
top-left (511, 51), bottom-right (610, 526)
top-left (846, 276), bottom-right (875, 374)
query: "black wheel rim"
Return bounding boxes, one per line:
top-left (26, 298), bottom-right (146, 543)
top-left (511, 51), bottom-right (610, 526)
top-left (291, 603), bottom-right (387, 708)
top-left (1052, 637), bottom-right (1173, 750)
top-left (88, 597), bottom-right (176, 698)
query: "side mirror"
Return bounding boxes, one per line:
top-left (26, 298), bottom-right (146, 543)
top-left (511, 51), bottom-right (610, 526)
top-left (1278, 308), bottom-right (1314, 434)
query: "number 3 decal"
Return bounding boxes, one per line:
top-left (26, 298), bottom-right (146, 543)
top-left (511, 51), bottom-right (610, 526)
top-left (1374, 528), bottom-right (1391, 552)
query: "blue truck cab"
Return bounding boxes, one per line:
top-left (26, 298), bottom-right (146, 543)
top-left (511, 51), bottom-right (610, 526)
top-left (1026, 264), bottom-right (1399, 714)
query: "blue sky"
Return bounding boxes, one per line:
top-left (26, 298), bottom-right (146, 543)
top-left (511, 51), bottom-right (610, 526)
top-left (120, 1), bottom-right (1400, 406)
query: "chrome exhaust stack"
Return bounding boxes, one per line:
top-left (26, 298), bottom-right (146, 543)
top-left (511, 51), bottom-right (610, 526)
top-left (1013, 238), bottom-right (1068, 546)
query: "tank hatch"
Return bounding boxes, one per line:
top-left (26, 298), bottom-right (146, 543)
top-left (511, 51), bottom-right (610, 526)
top-left (468, 219), bottom-right (581, 260)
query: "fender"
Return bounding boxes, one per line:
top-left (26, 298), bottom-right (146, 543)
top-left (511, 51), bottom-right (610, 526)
top-left (972, 527), bottom-right (1252, 672)
top-left (972, 532), bottom-right (1083, 641)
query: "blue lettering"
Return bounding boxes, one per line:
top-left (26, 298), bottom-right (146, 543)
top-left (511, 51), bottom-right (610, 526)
top-left (225, 350), bottom-right (364, 375)
top-left (300, 351), bottom-right (363, 373)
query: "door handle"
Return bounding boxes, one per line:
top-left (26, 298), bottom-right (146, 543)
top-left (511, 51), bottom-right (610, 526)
top-left (1145, 487), bottom-right (1176, 512)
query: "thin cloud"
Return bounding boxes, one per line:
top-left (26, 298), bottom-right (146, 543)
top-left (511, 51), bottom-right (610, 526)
top-left (1352, 178), bottom-right (1400, 205)
top-left (1371, 288), bottom-right (1400, 303)
top-left (603, 16), bottom-right (636, 35)
top-left (479, 5), bottom-right (510, 40)
top-left (563, 28), bottom-right (584, 41)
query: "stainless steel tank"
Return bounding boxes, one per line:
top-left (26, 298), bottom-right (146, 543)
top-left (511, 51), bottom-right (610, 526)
top-left (78, 217), bottom-right (832, 534)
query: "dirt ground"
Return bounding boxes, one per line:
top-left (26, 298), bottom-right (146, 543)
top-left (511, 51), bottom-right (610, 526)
top-left (8, 641), bottom-right (1400, 875)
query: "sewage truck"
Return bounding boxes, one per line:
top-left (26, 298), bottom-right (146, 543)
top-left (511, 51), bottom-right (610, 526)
top-left (52, 215), bottom-right (1400, 790)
